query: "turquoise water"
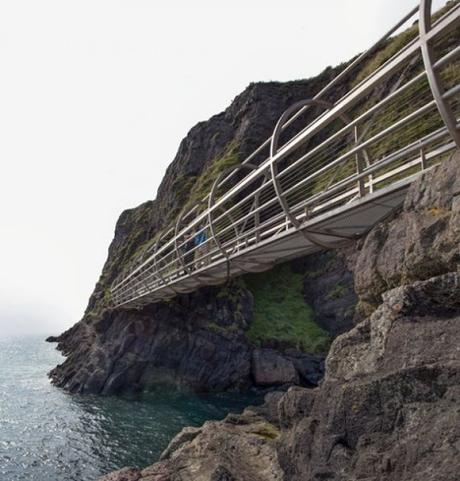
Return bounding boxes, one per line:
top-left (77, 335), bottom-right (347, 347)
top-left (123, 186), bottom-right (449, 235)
top-left (0, 335), bottom-right (260, 481)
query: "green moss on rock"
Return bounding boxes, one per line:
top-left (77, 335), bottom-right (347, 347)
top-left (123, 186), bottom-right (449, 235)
top-left (326, 282), bottom-right (348, 300)
top-left (183, 141), bottom-right (240, 214)
top-left (244, 264), bottom-right (330, 354)
top-left (249, 421), bottom-right (280, 440)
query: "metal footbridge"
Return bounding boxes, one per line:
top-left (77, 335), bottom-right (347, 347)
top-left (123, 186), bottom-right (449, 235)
top-left (111, 0), bottom-right (460, 309)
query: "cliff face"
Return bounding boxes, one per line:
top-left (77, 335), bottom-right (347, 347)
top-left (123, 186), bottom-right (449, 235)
top-left (49, 66), bottom-right (359, 395)
top-left (100, 151), bottom-right (460, 481)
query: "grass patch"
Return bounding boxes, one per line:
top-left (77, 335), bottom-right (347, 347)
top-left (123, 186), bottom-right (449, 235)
top-left (207, 322), bottom-right (240, 336)
top-left (244, 264), bottom-right (330, 354)
top-left (250, 421), bottom-right (280, 440)
top-left (183, 141), bottom-right (240, 213)
top-left (326, 282), bottom-right (348, 300)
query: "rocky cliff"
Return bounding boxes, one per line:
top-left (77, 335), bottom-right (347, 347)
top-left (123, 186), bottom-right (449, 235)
top-left (98, 150), bottom-right (460, 481)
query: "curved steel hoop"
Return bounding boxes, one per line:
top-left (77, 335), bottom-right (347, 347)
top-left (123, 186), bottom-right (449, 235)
top-left (419, 0), bottom-right (460, 147)
top-left (269, 99), bottom-right (353, 248)
top-left (207, 163), bottom-right (259, 260)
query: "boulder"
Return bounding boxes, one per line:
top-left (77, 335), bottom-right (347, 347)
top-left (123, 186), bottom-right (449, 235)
top-left (252, 349), bottom-right (298, 386)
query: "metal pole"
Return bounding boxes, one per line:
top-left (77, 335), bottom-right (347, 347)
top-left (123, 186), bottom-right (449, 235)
top-left (354, 125), bottom-right (366, 197)
top-left (270, 98), bottom-right (353, 249)
top-left (419, 0), bottom-right (460, 147)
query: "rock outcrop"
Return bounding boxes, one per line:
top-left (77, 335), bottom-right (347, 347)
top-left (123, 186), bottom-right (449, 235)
top-left (300, 248), bottom-right (358, 336)
top-left (354, 150), bottom-right (460, 314)
top-left (96, 272), bottom-right (460, 481)
top-left (276, 271), bottom-right (460, 481)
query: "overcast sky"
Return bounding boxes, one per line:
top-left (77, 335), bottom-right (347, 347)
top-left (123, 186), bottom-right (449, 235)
top-left (0, 0), bottom-right (446, 337)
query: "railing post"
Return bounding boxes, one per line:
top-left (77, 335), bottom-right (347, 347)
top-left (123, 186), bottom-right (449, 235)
top-left (354, 125), bottom-right (366, 197)
top-left (254, 190), bottom-right (261, 242)
top-left (420, 145), bottom-right (427, 170)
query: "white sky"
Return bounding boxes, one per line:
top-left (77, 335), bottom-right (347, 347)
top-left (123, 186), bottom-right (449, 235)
top-left (0, 0), bottom-right (446, 337)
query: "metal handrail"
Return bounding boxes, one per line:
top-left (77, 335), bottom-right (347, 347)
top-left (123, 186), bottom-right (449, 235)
top-left (110, 2), bottom-right (425, 291)
top-left (111, 0), bottom-right (459, 308)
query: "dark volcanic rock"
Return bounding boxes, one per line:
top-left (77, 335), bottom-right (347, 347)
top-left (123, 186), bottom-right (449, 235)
top-left (50, 285), bottom-right (254, 394)
top-left (297, 248), bottom-right (358, 336)
top-left (252, 349), bottom-right (298, 386)
top-left (284, 349), bottom-right (324, 386)
top-left (118, 270), bottom-right (460, 481)
top-left (354, 150), bottom-right (460, 312)
top-left (50, 284), bottom-right (326, 394)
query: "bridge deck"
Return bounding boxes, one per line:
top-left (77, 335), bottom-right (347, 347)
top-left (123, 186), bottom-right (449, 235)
top-left (111, 1), bottom-right (460, 309)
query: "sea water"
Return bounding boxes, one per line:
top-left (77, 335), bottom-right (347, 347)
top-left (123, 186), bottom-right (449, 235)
top-left (0, 335), bottom-right (260, 481)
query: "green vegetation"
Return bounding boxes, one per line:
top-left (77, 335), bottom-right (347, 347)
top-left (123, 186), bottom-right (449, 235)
top-left (170, 175), bottom-right (198, 215)
top-left (244, 264), bottom-right (330, 354)
top-left (207, 322), bottom-right (240, 336)
top-left (354, 0), bottom-right (458, 87)
top-left (103, 288), bottom-right (112, 306)
top-left (326, 282), bottom-right (347, 300)
top-left (175, 141), bottom-right (240, 215)
top-left (250, 421), bottom-right (280, 440)
top-left (353, 24), bottom-right (419, 87)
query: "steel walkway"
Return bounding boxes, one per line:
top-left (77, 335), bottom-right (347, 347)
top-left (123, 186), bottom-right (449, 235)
top-left (111, 0), bottom-right (460, 309)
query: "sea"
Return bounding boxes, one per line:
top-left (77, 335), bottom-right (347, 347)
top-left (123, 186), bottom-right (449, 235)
top-left (0, 335), bottom-right (260, 481)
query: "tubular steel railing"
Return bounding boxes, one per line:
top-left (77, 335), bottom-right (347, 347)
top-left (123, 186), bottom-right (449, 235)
top-left (111, 0), bottom-right (460, 308)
